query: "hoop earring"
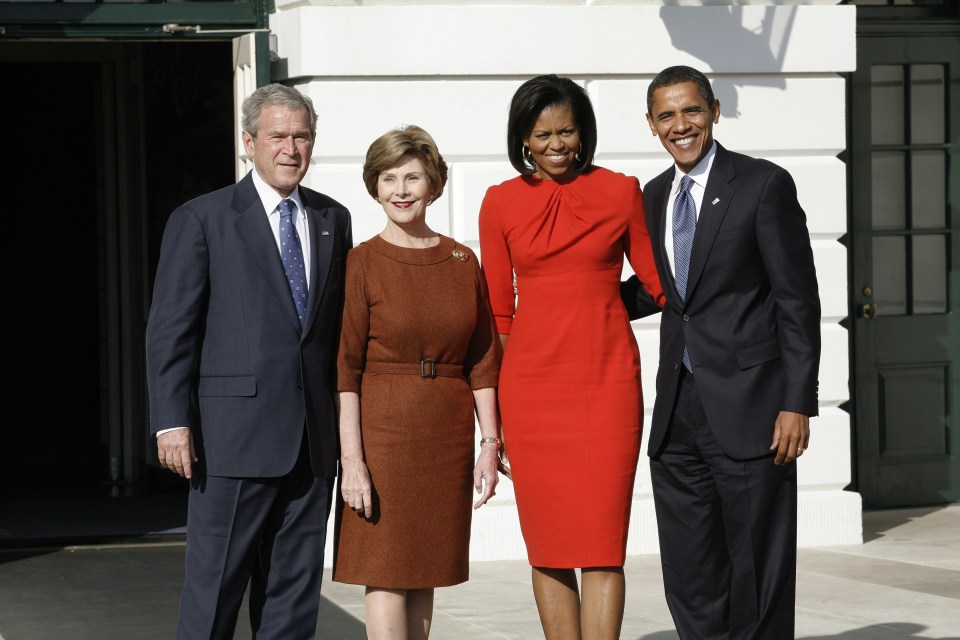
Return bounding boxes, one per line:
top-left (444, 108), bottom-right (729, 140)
top-left (574, 142), bottom-right (583, 163)
top-left (522, 144), bottom-right (535, 169)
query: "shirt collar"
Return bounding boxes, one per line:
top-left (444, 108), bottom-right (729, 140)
top-left (672, 140), bottom-right (718, 193)
top-left (250, 169), bottom-right (306, 216)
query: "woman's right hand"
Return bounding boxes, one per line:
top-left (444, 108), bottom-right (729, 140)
top-left (340, 459), bottom-right (373, 519)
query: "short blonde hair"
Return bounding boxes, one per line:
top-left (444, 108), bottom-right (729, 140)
top-left (363, 125), bottom-right (448, 203)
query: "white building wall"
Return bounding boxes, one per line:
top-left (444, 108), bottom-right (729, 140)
top-left (268, 1), bottom-right (862, 565)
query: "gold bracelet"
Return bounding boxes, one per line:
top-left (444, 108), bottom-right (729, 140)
top-left (479, 437), bottom-right (501, 447)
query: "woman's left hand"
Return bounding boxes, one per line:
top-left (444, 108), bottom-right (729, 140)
top-left (473, 446), bottom-right (500, 509)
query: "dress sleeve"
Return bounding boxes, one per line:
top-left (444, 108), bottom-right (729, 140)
top-left (623, 178), bottom-right (666, 308)
top-left (478, 186), bottom-right (516, 334)
top-left (336, 249), bottom-right (370, 393)
top-left (464, 252), bottom-right (502, 390)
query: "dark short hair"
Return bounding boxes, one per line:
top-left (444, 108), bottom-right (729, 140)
top-left (362, 125), bottom-right (448, 203)
top-left (241, 83), bottom-right (318, 139)
top-left (646, 66), bottom-right (716, 115)
top-left (506, 75), bottom-right (597, 177)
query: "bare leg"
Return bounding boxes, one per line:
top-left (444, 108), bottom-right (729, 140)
top-left (365, 587), bottom-right (407, 640)
top-left (580, 567), bottom-right (625, 640)
top-left (406, 588), bottom-right (435, 640)
top-left (532, 566), bottom-right (582, 640)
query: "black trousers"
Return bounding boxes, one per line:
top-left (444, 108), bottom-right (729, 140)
top-left (177, 437), bottom-right (334, 640)
top-left (651, 371), bottom-right (797, 640)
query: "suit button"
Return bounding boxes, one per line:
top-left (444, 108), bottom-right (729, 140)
top-left (674, 363), bottom-right (680, 370)
top-left (297, 381), bottom-right (303, 390)
top-left (682, 314), bottom-right (690, 322)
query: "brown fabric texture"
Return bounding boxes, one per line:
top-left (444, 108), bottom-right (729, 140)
top-left (332, 234), bottom-right (500, 589)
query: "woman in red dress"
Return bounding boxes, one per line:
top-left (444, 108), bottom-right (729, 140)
top-left (479, 75), bottom-right (664, 639)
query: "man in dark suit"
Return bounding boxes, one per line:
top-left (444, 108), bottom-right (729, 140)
top-left (146, 83), bottom-right (352, 640)
top-left (627, 66), bottom-right (820, 638)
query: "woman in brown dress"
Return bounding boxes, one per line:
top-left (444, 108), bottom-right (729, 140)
top-left (333, 125), bottom-right (502, 640)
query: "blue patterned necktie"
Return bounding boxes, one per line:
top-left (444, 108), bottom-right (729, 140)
top-left (673, 175), bottom-right (696, 372)
top-left (278, 198), bottom-right (308, 327)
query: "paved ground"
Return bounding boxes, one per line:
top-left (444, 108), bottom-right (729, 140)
top-left (0, 505), bottom-right (957, 639)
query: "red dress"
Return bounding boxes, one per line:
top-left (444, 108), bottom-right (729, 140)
top-left (479, 167), bottom-right (664, 567)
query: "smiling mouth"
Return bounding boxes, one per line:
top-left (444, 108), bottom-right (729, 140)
top-left (392, 201), bottom-right (415, 209)
top-left (672, 136), bottom-right (696, 147)
top-left (544, 153), bottom-right (568, 163)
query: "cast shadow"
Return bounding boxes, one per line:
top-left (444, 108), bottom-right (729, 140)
top-left (315, 596), bottom-right (367, 639)
top-left (659, 5), bottom-right (795, 118)
top-left (638, 623), bottom-right (958, 639)
top-left (861, 505), bottom-right (945, 543)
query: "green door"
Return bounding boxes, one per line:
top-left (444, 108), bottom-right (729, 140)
top-left (851, 33), bottom-right (960, 507)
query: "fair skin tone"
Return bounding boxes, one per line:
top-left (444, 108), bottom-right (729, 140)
top-left (646, 80), bottom-right (809, 464)
top-left (523, 103), bottom-right (581, 183)
top-left (155, 102), bottom-right (317, 477)
top-left (339, 155), bottom-right (501, 640)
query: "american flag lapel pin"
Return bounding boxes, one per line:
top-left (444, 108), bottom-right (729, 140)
top-left (712, 197), bottom-right (720, 205)
top-left (321, 230), bottom-right (330, 236)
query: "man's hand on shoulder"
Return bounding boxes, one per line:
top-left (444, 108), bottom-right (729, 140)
top-left (770, 411), bottom-right (809, 465)
top-left (157, 428), bottom-right (198, 479)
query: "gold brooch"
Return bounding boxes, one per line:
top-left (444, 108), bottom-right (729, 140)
top-left (452, 248), bottom-right (468, 262)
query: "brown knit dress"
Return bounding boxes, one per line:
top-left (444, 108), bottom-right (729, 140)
top-left (332, 234), bottom-right (500, 589)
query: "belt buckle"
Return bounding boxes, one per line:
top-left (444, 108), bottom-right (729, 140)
top-left (419, 358), bottom-right (437, 379)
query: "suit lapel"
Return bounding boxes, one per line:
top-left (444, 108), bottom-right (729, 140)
top-left (685, 145), bottom-right (734, 305)
top-left (233, 176), bottom-right (303, 333)
top-left (302, 194), bottom-right (336, 337)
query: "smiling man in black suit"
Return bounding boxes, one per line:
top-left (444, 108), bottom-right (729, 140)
top-left (626, 65), bottom-right (820, 639)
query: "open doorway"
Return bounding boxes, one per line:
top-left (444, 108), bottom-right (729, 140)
top-left (0, 40), bottom-right (234, 542)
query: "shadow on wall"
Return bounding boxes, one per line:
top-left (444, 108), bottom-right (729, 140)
top-left (660, 5), bottom-right (795, 118)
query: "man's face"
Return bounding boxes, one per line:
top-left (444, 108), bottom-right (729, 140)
top-left (646, 81), bottom-right (720, 174)
top-left (242, 104), bottom-right (314, 197)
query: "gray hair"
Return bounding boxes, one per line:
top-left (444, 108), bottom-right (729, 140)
top-left (240, 84), bottom-right (318, 139)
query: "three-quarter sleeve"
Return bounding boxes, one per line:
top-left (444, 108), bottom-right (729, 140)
top-left (478, 187), bottom-right (516, 334)
top-left (464, 254), bottom-right (502, 390)
top-left (337, 250), bottom-right (370, 393)
top-left (623, 178), bottom-right (666, 308)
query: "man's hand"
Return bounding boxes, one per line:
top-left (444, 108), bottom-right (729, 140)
top-left (770, 411), bottom-right (809, 465)
top-left (157, 428), bottom-right (198, 478)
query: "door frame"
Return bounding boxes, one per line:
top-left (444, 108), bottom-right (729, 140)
top-left (848, 16), bottom-right (960, 507)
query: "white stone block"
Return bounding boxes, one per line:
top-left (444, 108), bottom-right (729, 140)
top-left (813, 240), bottom-right (847, 321)
top-left (818, 325), bottom-right (849, 406)
top-left (799, 406), bottom-right (852, 490)
top-left (272, 6), bottom-right (855, 77)
top-left (716, 77), bottom-right (846, 154)
top-left (451, 162), bottom-right (518, 246)
top-left (299, 80), bottom-right (521, 159)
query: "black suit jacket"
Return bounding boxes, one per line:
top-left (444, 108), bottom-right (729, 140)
top-left (642, 143), bottom-right (820, 460)
top-left (146, 172), bottom-right (352, 478)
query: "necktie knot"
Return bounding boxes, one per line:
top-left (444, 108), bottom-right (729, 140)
top-left (680, 175), bottom-right (694, 194)
top-left (279, 198), bottom-right (295, 219)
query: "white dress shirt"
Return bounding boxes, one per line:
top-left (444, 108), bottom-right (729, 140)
top-left (664, 141), bottom-right (718, 278)
top-left (250, 169), bottom-right (312, 286)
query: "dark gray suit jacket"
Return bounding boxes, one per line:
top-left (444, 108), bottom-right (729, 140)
top-left (640, 143), bottom-right (820, 460)
top-left (146, 172), bottom-right (352, 478)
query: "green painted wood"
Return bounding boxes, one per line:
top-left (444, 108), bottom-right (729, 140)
top-left (850, 29), bottom-right (960, 508)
